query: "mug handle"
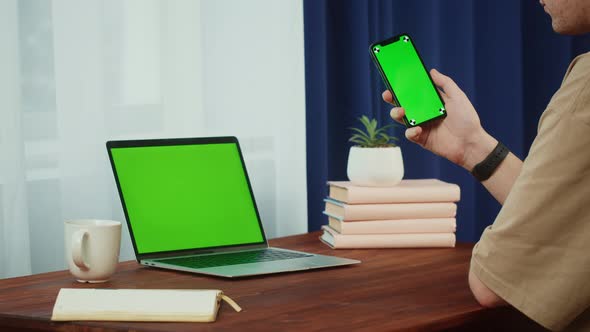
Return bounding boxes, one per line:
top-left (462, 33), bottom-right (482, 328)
top-left (72, 230), bottom-right (90, 270)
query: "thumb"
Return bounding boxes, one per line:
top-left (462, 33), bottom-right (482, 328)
top-left (430, 68), bottom-right (461, 98)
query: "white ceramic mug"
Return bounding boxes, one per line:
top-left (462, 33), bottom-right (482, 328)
top-left (64, 219), bottom-right (122, 283)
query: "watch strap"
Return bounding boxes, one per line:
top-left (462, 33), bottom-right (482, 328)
top-left (471, 141), bottom-right (509, 182)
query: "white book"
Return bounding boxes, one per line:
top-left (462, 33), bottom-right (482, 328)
top-left (320, 225), bottom-right (456, 249)
top-left (51, 288), bottom-right (241, 322)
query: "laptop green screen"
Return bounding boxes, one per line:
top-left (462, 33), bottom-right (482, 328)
top-left (110, 143), bottom-right (265, 254)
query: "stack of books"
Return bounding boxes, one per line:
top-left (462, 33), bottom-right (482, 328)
top-left (319, 179), bottom-right (460, 249)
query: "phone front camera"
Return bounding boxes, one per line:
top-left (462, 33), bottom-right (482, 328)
top-left (373, 47), bottom-right (380, 53)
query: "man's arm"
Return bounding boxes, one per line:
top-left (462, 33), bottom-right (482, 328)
top-left (463, 133), bottom-right (520, 307)
top-left (468, 269), bottom-right (507, 307)
top-left (384, 70), bottom-right (523, 307)
top-left (385, 69), bottom-right (524, 205)
top-left (460, 131), bottom-right (523, 205)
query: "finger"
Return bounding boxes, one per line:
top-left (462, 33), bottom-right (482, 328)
top-left (437, 88), bottom-right (449, 103)
top-left (382, 90), bottom-right (394, 104)
top-left (430, 68), bottom-right (461, 98)
top-left (389, 107), bottom-right (406, 124)
top-left (405, 126), bottom-right (423, 144)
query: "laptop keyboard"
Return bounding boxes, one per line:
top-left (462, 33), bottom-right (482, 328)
top-left (154, 249), bottom-right (313, 269)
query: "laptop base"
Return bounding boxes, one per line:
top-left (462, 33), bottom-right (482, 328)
top-left (144, 247), bottom-right (360, 278)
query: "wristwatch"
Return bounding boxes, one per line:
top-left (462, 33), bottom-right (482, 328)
top-left (471, 141), bottom-right (509, 182)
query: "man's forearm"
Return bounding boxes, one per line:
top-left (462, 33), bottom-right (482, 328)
top-left (481, 152), bottom-right (522, 204)
top-left (461, 130), bottom-right (523, 205)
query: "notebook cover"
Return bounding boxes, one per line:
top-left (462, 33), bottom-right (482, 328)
top-left (51, 288), bottom-right (222, 322)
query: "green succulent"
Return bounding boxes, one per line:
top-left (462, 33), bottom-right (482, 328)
top-left (349, 115), bottom-right (400, 148)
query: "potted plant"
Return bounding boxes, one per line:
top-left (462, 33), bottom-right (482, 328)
top-left (347, 115), bottom-right (404, 187)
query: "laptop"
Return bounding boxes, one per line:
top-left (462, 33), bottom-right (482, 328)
top-left (106, 136), bottom-right (360, 278)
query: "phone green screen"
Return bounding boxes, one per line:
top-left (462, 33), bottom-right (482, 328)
top-left (371, 34), bottom-right (445, 127)
top-left (110, 143), bottom-right (265, 254)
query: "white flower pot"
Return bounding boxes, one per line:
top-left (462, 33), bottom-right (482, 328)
top-left (347, 146), bottom-right (404, 187)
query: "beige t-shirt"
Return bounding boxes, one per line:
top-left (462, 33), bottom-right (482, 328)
top-left (471, 52), bottom-right (590, 332)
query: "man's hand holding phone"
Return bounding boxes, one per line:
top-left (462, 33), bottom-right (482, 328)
top-left (385, 68), bottom-right (497, 171)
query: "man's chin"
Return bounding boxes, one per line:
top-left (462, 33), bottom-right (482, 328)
top-left (552, 21), bottom-right (590, 35)
top-left (552, 23), bottom-right (573, 35)
top-left (552, 23), bottom-right (567, 34)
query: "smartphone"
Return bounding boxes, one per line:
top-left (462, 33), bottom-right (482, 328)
top-left (370, 33), bottom-right (445, 127)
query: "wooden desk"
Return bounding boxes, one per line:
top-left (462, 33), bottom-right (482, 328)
top-left (0, 232), bottom-right (545, 331)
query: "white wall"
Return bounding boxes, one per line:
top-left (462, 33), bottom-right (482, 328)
top-left (0, 0), bottom-right (32, 278)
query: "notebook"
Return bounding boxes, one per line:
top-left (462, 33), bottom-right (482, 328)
top-left (106, 136), bottom-right (359, 278)
top-left (51, 288), bottom-right (241, 322)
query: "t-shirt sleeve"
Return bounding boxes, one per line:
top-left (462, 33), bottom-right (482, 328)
top-left (470, 55), bottom-right (590, 331)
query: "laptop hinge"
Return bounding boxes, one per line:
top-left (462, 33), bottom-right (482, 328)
top-left (139, 242), bottom-right (269, 261)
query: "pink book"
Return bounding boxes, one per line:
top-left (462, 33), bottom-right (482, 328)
top-left (328, 217), bottom-right (456, 235)
top-left (324, 199), bottom-right (457, 221)
top-left (327, 179), bottom-right (460, 204)
top-left (320, 226), bottom-right (456, 249)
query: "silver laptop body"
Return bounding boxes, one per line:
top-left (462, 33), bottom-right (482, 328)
top-left (107, 136), bottom-right (359, 278)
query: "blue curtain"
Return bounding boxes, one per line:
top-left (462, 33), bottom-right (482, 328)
top-left (304, 0), bottom-right (590, 242)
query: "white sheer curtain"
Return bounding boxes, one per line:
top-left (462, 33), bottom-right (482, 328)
top-left (0, 0), bottom-right (307, 279)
